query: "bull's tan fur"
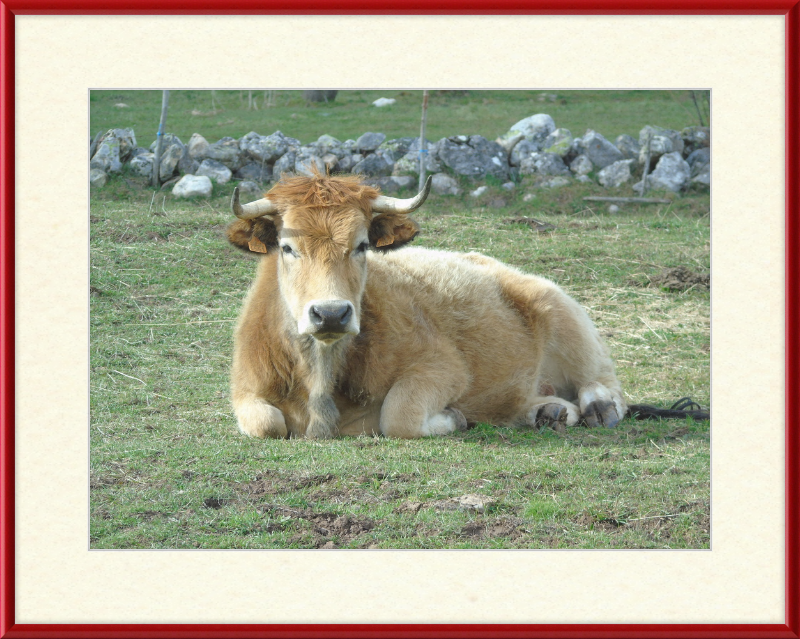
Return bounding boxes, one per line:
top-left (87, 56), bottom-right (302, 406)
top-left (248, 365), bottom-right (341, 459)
top-left (229, 173), bottom-right (626, 439)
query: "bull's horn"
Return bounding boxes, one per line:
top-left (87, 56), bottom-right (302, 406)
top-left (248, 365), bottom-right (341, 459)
top-left (231, 187), bottom-right (278, 219)
top-left (370, 176), bottom-right (432, 215)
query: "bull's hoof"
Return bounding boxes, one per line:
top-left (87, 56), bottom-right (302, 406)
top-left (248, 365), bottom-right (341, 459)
top-left (444, 407), bottom-right (469, 431)
top-left (535, 403), bottom-right (568, 434)
top-left (582, 400), bottom-right (620, 429)
top-left (305, 421), bottom-right (335, 439)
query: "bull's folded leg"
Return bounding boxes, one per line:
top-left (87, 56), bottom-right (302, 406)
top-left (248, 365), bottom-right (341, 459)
top-left (534, 403), bottom-right (568, 433)
top-left (305, 394), bottom-right (339, 439)
top-left (233, 396), bottom-right (288, 439)
top-left (578, 382), bottom-right (625, 428)
top-left (524, 397), bottom-right (580, 432)
top-left (379, 358), bottom-right (470, 439)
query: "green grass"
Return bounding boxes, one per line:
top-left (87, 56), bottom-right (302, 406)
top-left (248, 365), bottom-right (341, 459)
top-left (90, 89), bottom-right (708, 149)
top-left (90, 164), bottom-right (710, 549)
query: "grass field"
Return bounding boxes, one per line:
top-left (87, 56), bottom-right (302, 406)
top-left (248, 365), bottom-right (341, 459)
top-left (90, 90), bottom-right (710, 549)
top-left (90, 89), bottom-right (709, 149)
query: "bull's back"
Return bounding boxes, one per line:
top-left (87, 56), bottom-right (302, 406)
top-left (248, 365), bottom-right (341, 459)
top-left (361, 248), bottom-right (552, 424)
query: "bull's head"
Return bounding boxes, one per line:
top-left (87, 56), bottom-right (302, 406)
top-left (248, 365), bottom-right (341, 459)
top-left (227, 173), bottom-right (431, 344)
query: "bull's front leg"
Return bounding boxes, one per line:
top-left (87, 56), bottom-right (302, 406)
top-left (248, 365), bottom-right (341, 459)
top-left (304, 393), bottom-right (339, 439)
top-left (232, 395), bottom-right (288, 439)
top-left (378, 350), bottom-right (470, 439)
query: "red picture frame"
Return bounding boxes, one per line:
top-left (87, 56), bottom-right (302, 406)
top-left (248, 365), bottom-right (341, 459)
top-left (1, 3), bottom-right (798, 638)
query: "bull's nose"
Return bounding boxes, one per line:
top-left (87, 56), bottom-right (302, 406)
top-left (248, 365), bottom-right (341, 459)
top-left (308, 301), bottom-right (353, 333)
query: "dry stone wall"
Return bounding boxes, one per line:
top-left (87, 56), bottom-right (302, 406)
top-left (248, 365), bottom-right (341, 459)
top-left (89, 115), bottom-right (710, 199)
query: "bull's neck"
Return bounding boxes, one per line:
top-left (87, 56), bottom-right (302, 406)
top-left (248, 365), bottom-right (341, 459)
top-left (295, 333), bottom-right (352, 397)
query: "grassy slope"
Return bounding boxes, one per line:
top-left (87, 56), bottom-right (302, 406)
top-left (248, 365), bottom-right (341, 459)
top-left (90, 89), bottom-right (707, 147)
top-left (90, 182), bottom-right (709, 549)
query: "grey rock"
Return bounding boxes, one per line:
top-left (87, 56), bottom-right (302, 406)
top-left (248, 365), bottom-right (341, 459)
top-left (498, 113), bottom-right (556, 149)
top-left (172, 174), bottom-right (213, 198)
top-left (691, 172), bottom-right (711, 188)
top-left (597, 159), bottom-right (635, 188)
top-left (543, 128), bottom-right (573, 157)
top-left (615, 134), bottom-right (640, 160)
top-left (204, 137), bottom-right (244, 171)
top-left (90, 140), bottom-right (121, 173)
top-left (235, 162), bottom-right (272, 183)
top-left (297, 143), bottom-right (321, 160)
top-left (519, 152), bottom-right (569, 176)
top-left (149, 133), bottom-right (184, 156)
top-left (378, 137), bottom-right (415, 161)
top-left (509, 139), bottom-right (540, 167)
top-left (608, 204), bottom-right (620, 214)
top-left (91, 129), bottom-right (137, 173)
top-left (177, 148), bottom-right (199, 175)
top-left (110, 128), bottom-right (137, 161)
top-left (438, 135), bottom-right (509, 180)
top-left (576, 174), bottom-right (594, 184)
top-left (91, 129), bottom-right (138, 173)
top-left (273, 151), bottom-right (297, 178)
top-left (353, 152), bottom-right (393, 177)
top-left (90, 168), bottom-right (107, 188)
top-left (196, 159), bottom-right (232, 184)
top-left (128, 152), bottom-right (154, 177)
top-left (431, 173), bottom-right (461, 196)
top-left (187, 133), bottom-right (209, 159)
top-left (356, 132), bottom-right (387, 152)
top-left (501, 181), bottom-right (516, 191)
top-left (681, 126), bottom-right (710, 156)
top-left (686, 147), bottom-right (710, 177)
top-left (240, 131), bottom-right (289, 163)
top-left (392, 138), bottom-right (441, 176)
top-left (581, 130), bottom-right (624, 169)
top-left (335, 154), bottom-right (359, 173)
top-left (633, 152), bottom-right (690, 193)
top-left (570, 154), bottom-right (593, 176)
top-left (315, 134), bottom-right (342, 154)
top-left (159, 142), bottom-right (185, 180)
top-left (638, 126), bottom-right (684, 167)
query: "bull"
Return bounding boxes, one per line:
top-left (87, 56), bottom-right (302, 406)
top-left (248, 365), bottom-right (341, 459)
top-left (226, 172), bottom-right (628, 439)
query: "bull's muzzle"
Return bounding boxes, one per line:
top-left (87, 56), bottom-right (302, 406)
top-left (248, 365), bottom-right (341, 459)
top-left (306, 300), bottom-right (356, 339)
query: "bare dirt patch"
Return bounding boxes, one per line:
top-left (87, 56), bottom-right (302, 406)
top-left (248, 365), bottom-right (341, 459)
top-left (262, 504), bottom-right (377, 547)
top-left (650, 266), bottom-right (709, 291)
top-left (504, 217), bottom-right (556, 232)
top-left (461, 518), bottom-right (523, 539)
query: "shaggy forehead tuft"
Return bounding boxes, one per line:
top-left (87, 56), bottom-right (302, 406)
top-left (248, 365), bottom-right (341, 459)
top-left (269, 173), bottom-right (380, 262)
top-left (266, 173), bottom-right (380, 213)
top-left (284, 206), bottom-right (366, 261)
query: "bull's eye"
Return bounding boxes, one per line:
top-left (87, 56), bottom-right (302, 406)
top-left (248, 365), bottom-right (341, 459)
top-left (281, 244), bottom-right (298, 258)
top-left (354, 241), bottom-right (369, 255)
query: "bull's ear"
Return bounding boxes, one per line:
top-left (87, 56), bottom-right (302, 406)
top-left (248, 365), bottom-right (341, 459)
top-left (368, 212), bottom-right (420, 251)
top-left (226, 218), bottom-right (279, 254)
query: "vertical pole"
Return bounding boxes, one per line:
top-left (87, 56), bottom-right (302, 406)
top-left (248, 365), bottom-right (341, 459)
top-left (640, 133), bottom-right (652, 197)
top-left (152, 90), bottom-right (170, 188)
top-left (418, 90), bottom-right (429, 192)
